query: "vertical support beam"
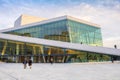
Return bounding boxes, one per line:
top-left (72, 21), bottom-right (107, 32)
top-left (93, 31), bottom-right (96, 45)
top-left (62, 49), bottom-right (66, 63)
top-left (16, 44), bottom-right (19, 55)
top-left (2, 40), bottom-right (7, 55)
top-left (40, 46), bottom-right (46, 63)
top-left (16, 44), bottom-right (19, 63)
top-left (111, 56), bottom-right (113, 62)
top-left (21, 44), bottom-right (24, 55)
top-left (32, 46), bottom-right (36, 63)
top-left (48, 48), bottom-right (51, 63)
top-left (85, 32), bottom-right (88, 44)
top-left (48, 48), bottom-right (51, 56)
top-left (87, 32), bottom-right (90, 44)
top-left (65, 55), bottom-right (70, 63)
top-left (24, 43), bottom-right (27, 55)
top-left (100, 54), bottom-right (103, 61)
top-left (86, 52), bottom-right (89, 62)
top-left (38, 46), bottom-right (41, 63)
top-left (33, 46), bottom-right (36, 55)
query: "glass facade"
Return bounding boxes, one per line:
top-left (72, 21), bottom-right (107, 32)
top-left (0, 39), bottom-right (111, 63)
top-left (6, 20), bottom-right (70, 42)
top-left (68, 20), bottom-right (102, 46)
top-left (5, 19), bottom-right (102, 46)
top-left (0, 18), bottom-right (111, 63)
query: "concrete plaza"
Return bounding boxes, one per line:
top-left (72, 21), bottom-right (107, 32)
top-left (0, 62), bottom-right (120, 80)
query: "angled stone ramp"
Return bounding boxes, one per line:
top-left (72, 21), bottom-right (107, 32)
top-left (0, 33), bottom-right (120, 56)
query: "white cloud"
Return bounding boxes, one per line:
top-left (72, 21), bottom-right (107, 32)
top-left (103, 37), bottom-right (120, 48)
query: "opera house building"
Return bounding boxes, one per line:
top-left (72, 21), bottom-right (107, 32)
top-left (0, 14), bottom-right (120, 63)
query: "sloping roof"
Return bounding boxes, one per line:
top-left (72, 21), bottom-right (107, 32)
top-left (0, 33), bottom-right (120, 56)
top-left (0, 15), bottom-right (100, 33)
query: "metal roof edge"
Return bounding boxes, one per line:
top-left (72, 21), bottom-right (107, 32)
top-left (66, 15), bottom-right (100, 28)
top-left (0, 15), bottom-right (100, 33)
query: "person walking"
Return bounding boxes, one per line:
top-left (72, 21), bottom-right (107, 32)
top-left (111, 57), bottom-right (114, 63)
top-left (23, 58), bottom-right (28, 69)
top-left (28, 59), bottom-right (32, 69)
top-left (114, 45), bottom-right (117, 49)
top-left (50, 57), bottom-right (53, 64)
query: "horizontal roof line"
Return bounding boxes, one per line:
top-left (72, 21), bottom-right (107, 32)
top-left (66, 15), bottom-right (100, 27)
top-left (0, 33), bottom-right (120, 56)
top-left (0, 15), bottom-right (100, 33)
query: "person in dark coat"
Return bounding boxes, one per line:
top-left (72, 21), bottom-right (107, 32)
top-left (111, 57), bottom-right (114, 63)
top-left (50, 57), bottom-right (53, 64)
top-left (23, 58), bottom-right (28, 69)
top-left (114, 45), bottom-right (117, 49)
top-left (28, 59), bottom-right (32, 69)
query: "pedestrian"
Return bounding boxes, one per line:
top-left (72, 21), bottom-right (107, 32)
top-left (114, 45), bottom-right (117, 49)
top-left (23, 58), bottom-right (27, 69)
top-left (50, 57), bottom-right (53, 64)
top-left (28, 59), bottom-right (32, 69)
top-left (80, 42), bottom-right (82, 44)
top-left (111, 57), bottom-right (114, 63)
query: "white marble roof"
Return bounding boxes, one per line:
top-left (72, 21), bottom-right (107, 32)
top-left (0, 33), bottom-right (120, 56)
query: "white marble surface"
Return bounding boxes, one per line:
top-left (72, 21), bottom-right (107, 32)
top-left (0, 62), bottom-right (120, 80)
top-left (1, 33), bottom-right (120, 56)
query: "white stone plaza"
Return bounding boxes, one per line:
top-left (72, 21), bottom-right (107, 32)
top-left (0, 62), bottom-right (120, 80)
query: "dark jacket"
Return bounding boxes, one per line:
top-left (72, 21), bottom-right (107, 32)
top-left (23, 60), bottom-right (27, 64)
top-left (28, 60), bottom-right (32, 66)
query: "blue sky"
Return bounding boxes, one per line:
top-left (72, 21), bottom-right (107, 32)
top-left (0, 0), bottom-right (120, 48)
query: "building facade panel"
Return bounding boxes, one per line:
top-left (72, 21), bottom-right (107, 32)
top-left (67, 19), bottom-right (102, 46)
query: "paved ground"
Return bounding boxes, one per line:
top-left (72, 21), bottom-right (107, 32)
top-left (0, 62), bottom-right (120, 80)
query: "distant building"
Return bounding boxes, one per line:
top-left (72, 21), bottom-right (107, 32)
top-left (0, 15), bottom-right (120, 63)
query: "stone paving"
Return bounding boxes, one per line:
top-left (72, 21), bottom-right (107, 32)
top-left (0, 62), bottom-right (120, 80)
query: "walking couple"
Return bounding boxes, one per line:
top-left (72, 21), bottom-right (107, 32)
top-left (23, 58), bottom-right (32, 69)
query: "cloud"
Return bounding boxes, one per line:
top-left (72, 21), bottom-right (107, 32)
top-left (53, 2), bottom-right (120, 48)
top-left (103, 37), bottom-right (120, 48)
